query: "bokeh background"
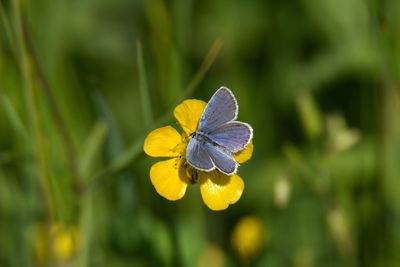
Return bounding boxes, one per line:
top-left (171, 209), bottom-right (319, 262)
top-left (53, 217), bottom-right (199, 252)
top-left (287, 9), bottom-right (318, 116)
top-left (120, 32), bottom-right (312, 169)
top-left (1, 0), bottom-right (400, 266)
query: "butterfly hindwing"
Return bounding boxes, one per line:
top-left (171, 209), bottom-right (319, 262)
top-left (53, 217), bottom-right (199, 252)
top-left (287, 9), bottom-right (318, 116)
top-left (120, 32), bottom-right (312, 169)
top-left (186, 137), bottom-right (215, 172)
top-left (198, 87), bottom-right (238, 134)
top-left (187, 135), bottom-right (238, 175)
top-left (204, 142), bottom-right (238, 175)
top-left (207, 121), bottom-right (253, 153)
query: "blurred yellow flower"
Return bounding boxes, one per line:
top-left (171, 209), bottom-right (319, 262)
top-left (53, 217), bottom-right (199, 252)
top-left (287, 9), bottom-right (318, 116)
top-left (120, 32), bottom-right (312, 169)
top-left (231, 216), bottom-right (266, 260)
top-left (143, 99), bottom-right (253, 210)
top-left (51, 224), bottom-right (79, 262)
top-left (198, 243), bottom-right (226, 267)
top-left (31, 222), bottom-right (79, 265)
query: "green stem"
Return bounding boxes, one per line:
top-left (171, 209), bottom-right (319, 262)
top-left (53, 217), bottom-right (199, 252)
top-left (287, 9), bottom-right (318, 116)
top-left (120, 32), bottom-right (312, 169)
top-left (20, 14), bottom-right (83, 195)
top-left (137, 41), bottom-right (154, 130)
top-left (0, 1), bottom-right (18, 58)
top-left (184, 38), bottom-right (223, 98)
top-left (12, 0), bottom-right (55, 222)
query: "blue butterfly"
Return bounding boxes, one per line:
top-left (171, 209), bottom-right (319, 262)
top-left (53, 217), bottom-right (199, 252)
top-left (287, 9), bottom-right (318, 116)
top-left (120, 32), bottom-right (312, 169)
top-left (186, 87), bottom-right (253, 175)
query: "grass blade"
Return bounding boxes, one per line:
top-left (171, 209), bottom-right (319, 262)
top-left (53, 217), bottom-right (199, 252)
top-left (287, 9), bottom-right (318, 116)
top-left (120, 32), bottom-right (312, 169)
top-left (0, 1), bottom-right (18, 57)
top-left (1, 93), bottom-right (29, 142)
top-left (184, 38), bottom-right (223, 97)
top-left (137, 42), bottom-right (154, 129)
top-left (79, 121), bottom-right (108, 180)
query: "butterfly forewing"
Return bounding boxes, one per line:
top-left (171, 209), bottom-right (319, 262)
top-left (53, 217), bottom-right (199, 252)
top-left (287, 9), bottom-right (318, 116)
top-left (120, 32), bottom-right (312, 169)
top-left (198, 87), bottom-right (238, 134)
top-left (207, 122), bottom-right (253, 153)
top-left (186, 137), bottom-right (215, 171)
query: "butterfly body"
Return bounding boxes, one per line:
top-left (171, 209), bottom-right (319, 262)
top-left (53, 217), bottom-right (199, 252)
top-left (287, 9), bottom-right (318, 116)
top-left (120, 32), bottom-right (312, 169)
top-left (186, 87), bottom-right (253, 176)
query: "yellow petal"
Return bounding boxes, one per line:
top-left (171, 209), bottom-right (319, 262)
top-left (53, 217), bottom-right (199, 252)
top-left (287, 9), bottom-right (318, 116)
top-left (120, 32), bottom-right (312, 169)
top-left (174, 99), bottom-right (207, 135)
top-left (199, 171), bottom-right (245, 211)
top-left (150, 158), bottom-right (189, 201)
top-left (143, 126), bottom-right (183, 157)
top-left (235, 141), bottom-right (254, 164)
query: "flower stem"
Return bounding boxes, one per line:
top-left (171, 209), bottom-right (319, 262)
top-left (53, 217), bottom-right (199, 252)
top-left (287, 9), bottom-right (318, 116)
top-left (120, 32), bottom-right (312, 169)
top-left (184, 38), bottom-right (223, 98)
top-left (137, 41), bottom-right (155, 130)
top-left (20, 13), bottom-right (83, 195)
top-left (12, 0), bottom-right (55, 221)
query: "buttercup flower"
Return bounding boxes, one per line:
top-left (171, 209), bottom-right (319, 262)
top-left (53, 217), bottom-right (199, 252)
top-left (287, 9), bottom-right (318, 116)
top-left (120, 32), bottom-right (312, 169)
top-left (31, 222), bottom-right (80, 265)
top-left (143, 99), bottom-right (253, 210)
top-left (231, 216), bottom-right (266, 260)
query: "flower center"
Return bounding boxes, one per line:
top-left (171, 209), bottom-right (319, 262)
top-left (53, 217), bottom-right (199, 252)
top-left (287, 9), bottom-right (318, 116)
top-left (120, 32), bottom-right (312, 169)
top-left (184, 163), bottom-right (199, 184)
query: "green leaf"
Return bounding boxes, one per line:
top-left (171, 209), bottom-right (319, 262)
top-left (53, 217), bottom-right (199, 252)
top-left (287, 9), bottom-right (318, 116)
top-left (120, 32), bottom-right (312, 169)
top-left (1, 94), bottom-right (29, 142)
top-left (80, 121), bottom-right (108, 180)
top-left (137, 42), bottom-right (154, 130)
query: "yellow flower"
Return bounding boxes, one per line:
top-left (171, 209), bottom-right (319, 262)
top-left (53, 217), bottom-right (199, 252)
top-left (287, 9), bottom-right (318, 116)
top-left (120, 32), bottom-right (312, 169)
top-left (51, 224), bottom-right (79, 262)
top-left (143, 99), bottom-right (253, 210)
top-left (31, 222), bottom-right (80, 265)
top-left (231, 216), bottom-right (266, 260)
top-left (198, 243), bottom-right (226, 267)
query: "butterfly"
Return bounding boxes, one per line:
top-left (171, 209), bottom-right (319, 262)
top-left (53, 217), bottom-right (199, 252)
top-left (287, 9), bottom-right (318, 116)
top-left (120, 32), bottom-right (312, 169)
top-left (186, 87), bottom-right (253, 176)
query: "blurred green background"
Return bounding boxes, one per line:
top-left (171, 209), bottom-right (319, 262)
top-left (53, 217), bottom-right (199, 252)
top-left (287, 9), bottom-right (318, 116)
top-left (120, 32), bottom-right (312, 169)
top-left (1, 0), bottom-right (400, 266)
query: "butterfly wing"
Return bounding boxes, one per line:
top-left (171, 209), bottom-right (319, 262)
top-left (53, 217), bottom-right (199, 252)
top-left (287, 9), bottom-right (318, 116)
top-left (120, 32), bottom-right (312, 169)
top-left (204, 142), bottom-right (238, 175)
top-left (207, 122), bottom-right (253, 153)
top-left (186, 137), bottom-right (215, 172)
top-left (186, 135), bottom-right (238, 175)
top-left (198, 87), bottom-right (238, 134)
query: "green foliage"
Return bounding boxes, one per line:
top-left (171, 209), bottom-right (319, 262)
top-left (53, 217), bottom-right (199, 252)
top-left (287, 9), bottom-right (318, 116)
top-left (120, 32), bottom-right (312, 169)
top-left (1, 0), bottom-right (400, 266)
